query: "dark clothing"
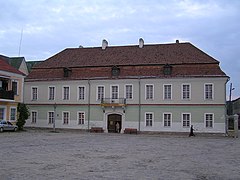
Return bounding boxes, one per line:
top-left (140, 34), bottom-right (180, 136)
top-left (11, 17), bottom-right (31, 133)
top-left (189, 126), bottom-right (195, 137)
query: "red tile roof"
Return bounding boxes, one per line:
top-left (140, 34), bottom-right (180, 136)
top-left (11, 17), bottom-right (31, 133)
top-left (26, 42), bottom-right (227, 81)
top-left (0, 57), bottom-right (25, 76)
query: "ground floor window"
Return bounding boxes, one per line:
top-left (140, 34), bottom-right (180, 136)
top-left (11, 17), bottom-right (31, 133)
top-left (63, 112), bottom-right (70, 124)
top-left (163, 113), bottom-right (171, 127)
top-left (0, 108), bottom-right (5, 120)
top-left (31, 111), bottom-right (37, 124)
top-left (182, 113), bottom-right (190, 128)
top-left (10, 107), bottom-right (17, 121)
top-left (48, 111), bottom-right (54, 124)
top-left (205, 113), bottom-right (214, 128)
top-left (145, 112), bottom-right (153, 127)
top-left (78, 111), bottom-right (85, 125)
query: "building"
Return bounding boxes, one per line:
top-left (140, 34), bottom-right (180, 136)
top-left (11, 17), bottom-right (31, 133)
top-left (0, 57), bottom-right (25, 122)
top-left (24, 39), bottom-right (228, 133)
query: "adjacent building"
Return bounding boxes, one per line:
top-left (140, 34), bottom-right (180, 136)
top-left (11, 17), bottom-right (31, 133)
top-left (24, 39), bottom-right (228, 133)
top-left (0, 57), bottom-right (25, 122)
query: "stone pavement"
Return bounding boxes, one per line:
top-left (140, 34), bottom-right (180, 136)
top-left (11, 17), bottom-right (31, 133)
top-left (1, 130), bottom-right (240, 180)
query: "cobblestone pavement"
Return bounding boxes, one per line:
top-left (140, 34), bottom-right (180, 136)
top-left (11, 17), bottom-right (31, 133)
top-left (1, 129), bottom-right (240, 180)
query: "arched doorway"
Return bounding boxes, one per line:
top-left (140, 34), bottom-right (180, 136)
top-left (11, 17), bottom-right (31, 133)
top-left (107, 114), bottom-right (122, 133)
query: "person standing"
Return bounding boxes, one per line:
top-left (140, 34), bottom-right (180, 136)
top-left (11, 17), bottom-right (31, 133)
top-left (189, 125), bottom-right (195, 137)
top-left (116, 122), bottom-right (120, 133)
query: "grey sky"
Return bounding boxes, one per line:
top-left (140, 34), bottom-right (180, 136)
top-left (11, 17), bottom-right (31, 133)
top-left (0, 0), bottom-right (239, 99)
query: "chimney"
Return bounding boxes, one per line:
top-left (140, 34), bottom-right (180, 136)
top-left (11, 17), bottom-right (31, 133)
top-left (102, 39), bottom-right (108, 50)
top-left (139, 38), bottom-right (144, 48)
top-left (176, 40), bottom-right (179, 44)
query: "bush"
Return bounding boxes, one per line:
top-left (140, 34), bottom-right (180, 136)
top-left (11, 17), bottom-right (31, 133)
top-left (16, 103), bottom-right (30, 131)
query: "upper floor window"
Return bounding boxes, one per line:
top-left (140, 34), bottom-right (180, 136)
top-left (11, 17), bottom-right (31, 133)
top-left (182, 84), bottom-right (190, 100)
top-left (31, 111), bottom-right (37, 124)
top-left (78, 111), bottom-right (85, 125)
top-left (10, 107), bottom-right (17, 121)
top-left (32, 87), bottom-right (38, 101)
top-left (111, 85), bottom-right (119, 99)
top-left (78, 86), bottom-right (85, 100)
top-left (205, 113), bottom-right (214, 128)
top-left (12, 81), bottom-right (18, 95)
top-left (164, 84), bottom-right (172, 100)
top-left (204, 84), bottom-right (213, 100)
top-left (63, 86), bottom-right (70, 100)
top-left (163, 113), bottom-right (171, 127)
top-left (97, 86), bottom-right (104, 101)
top-left (48, 86), bottom-right (55, 100)
top-left (125, 84), bottom-right (133, 100)
top-left (145, 84), bottom-right (153, 100)
top-left (145, 112), bottom-right (153, 127)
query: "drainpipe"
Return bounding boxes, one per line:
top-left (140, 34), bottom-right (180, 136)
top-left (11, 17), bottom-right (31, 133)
top-left (138, 77), bottom-right (141, 131)
top-left (88, 79), bottom-right (91, 131)
top-left (225, 78), bottom-right (230, 135)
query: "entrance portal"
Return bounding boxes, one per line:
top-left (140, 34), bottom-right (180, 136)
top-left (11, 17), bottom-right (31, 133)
top-left (107, 114), bottom-right (122, 133)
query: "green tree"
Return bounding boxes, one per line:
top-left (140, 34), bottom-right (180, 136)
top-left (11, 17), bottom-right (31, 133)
top-left (16, 103), bottom-right (30, 131)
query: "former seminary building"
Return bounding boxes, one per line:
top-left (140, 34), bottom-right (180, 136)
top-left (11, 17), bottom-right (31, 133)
top-left (24, 39), bottom-right (228, 134)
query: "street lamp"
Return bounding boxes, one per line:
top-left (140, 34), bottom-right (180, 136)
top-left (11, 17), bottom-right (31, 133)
top-left (229, 83), bottom-right (235, 101)
top-left (53, 103), bottom-right (56, 132)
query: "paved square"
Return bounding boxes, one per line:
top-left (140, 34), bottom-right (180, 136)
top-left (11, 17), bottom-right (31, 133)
top-left (1, 130), bottom-right (240, 180)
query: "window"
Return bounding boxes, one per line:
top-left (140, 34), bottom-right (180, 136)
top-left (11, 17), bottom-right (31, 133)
top-left (205, 113), bottom-right (213, 128)
top-left (63, 86), bottom-right (70, 100)
top-left (182, 113), bottom-right (190, 128)
top-left (163, 113), bottom-right (171, 127)
top-left (78, 86), bottom-right (85, 100)
top-left (63, 112), bottom-right (70, 124)
top-left (10, 108), bottom-right (17, 121)
top-left (205, 84), bottom-right (213, 100)
top-left (12, 81), bottom-right (18, 95)
top-left (111, 85), bottom-right (118, 99)
top-left (0, 108), bottom-right (5, 121)
top-left (164, 84), bottom-right (172, 100)
top-left (145, 113), bottom-right (153, 127)
top-left (32, 87), bottom-right (38, 100)
top-left (78, 112), bottom-right (85, 125)
top-left (31, 111), bottom-right (37, 124)
top-left (97, 86), bottom-right (104, 101)
top-left (125, 85), bottom-right (133, 100)
top-left (49, 86), bottom-right (55, 100)
top-left (48, 112), bottom-right (54, 124)
top-left (182, 84), bottom-right (190, 100)
top-left (146, 84), bottom-right (153, 100)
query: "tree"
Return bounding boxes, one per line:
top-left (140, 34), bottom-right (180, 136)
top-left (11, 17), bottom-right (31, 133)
top-left (16, 103), bottom-right (30, 131)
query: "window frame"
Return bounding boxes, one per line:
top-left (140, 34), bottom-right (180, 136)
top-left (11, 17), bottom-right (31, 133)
top-left (62, 111), bottom-right (70, 125)
top-left (31, 111), bottom-right (37, 124)
top-left (10, 107), bottom-right (17, 121)
top-left (182, 113), bottom-right (191, 128)
top-left (110, 85), bottom-right (119, 100)
top-left (78, 86), bottom-right (86, 100)
top-left (182, 84), bottom-right (191, 100)
top-left (96, 85), bottom-right (105, 101)
top-left (163, 112), bottom-right (172, 127)
top-left (204, 83), bottom-right (214, 100)
top-left (205, 113), bottom-right (214, 128)
top-left (163, 84), bottom-right (172, 100)
top-left (125, 84), bottom-right (133, 100)
top-left (48, 86), bottom-right (56, 101)
top-left (12, 80), bottom-right (18, 95)
top-left (77, 111), bottom-right (85, 125)
top-left (145, 112), bottom-right (154, 127)
top-left (62, 86), bottom-right (70, 100)
top-left (48, 111), bottom-right (54, 124)
top-left (31, 86), bottom-right (38, 101)
top-left (145, 84), bottom-right (154, 100)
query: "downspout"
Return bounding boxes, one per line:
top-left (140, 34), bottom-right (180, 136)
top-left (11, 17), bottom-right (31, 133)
top-left (138, 77), bottom-right (141, 132)
top-left (88, 79), bottom-right (91, 132)
top-left (225, 77), bottom-right (230, 135)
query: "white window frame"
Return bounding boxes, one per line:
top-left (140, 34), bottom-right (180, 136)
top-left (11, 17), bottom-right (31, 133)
top-left (204, 83), bottom-right (214, 100)
top-left (31, 86), bottom-right (38, 101)
top-left (12, 80), bottom-right (19, 95)
top-left (31, 111), bottom-right (37, 124)
top-left (62, 86), bottom-right (70, 100)
top-left (163, 84), bottom-right (172, 100)
top-left (163, 112), bottom-right (172, 127)
top-left (77, 111), bottom-right (85, 125)
top-left (205, 113), bottom-right (214, 128)
top-left (78, 86), bottom-right (85, 100)
top-left (145, 84), bottom-right (154, 100)
top-left (182, 113), bottom-right (191, 128)
top-left (48, 86), bottom-right (56, 100)
top-left (9, 107), bottom-right (17, 121)
top-left (96, 85), bottom-right (105, 101)
top-left (0, 107), bottom-right (6, 121)
top-left (111, 85), bottom-right (119, 100)
top-left (48, 111), bottom-right (54, 124)
top-left (145, 112), bottom-right (154, 127)
top-left (125, 84), bottom-right (133, 100)
top-left (182, 84), bottom-right (191, 100)
top-left (62, 111), bottom-right (70, 125)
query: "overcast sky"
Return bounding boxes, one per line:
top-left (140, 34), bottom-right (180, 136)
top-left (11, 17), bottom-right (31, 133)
top-left (0, 0), bottom-right (239, 99)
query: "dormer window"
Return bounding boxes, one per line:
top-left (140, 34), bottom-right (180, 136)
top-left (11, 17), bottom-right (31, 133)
top-left (163, 64), bottom-right (172, 75)
top-left (63, 67), bottom-right (72, 77)
top-left (111, 66), bottom-right (120, 77)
